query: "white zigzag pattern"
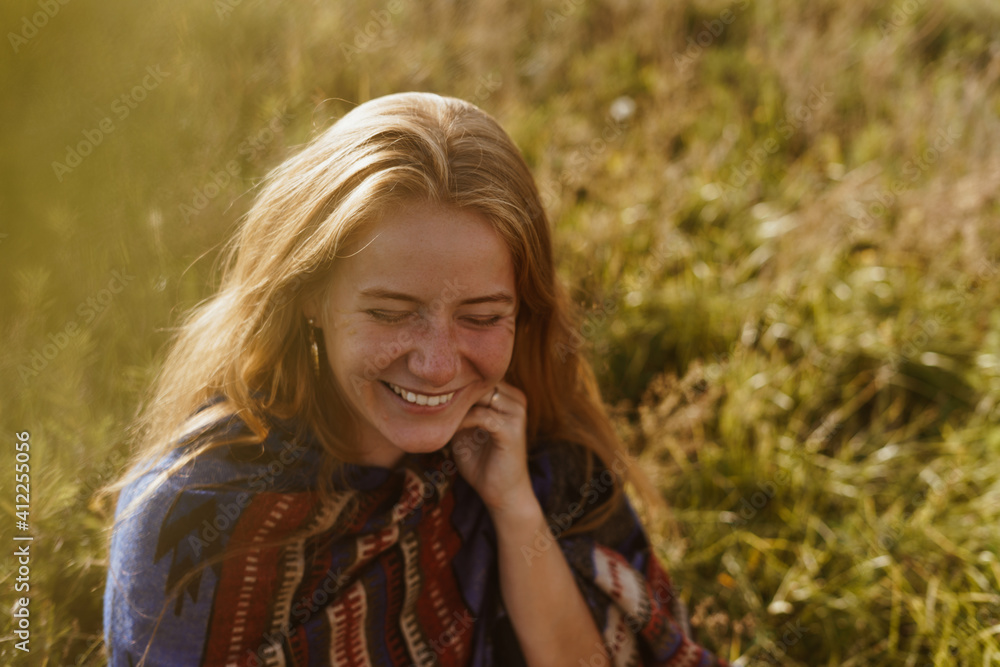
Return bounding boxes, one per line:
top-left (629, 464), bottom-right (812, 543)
top-left (328, 580), bottom-right (371, 666)
top-left (593, 545), bottom-right (651, 626)
top-left (397, 531), bottom-right (433, 665)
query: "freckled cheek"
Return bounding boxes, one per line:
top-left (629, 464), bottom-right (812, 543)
top-left (326, 327), bottom-right (394, 378)
top-left (462, 330), bottom-right (515, 378)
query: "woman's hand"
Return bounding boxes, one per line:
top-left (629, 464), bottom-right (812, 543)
top-left (451, 381), bottom-right (610, 666)
top-left (450, 381), bottom-right (534, 515)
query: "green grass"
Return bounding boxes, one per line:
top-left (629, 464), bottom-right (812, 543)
top-left (2, 0), bottom-right (999, 663)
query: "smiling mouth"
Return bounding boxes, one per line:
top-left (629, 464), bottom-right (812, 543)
top-left (383, 381), bottom-right (456, 407)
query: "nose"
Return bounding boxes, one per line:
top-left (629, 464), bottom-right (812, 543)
top-left (407, 319), bottom-right (460, 388)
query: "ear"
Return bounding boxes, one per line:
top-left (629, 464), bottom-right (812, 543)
top-left (302, 295), bottom-right (319, 322)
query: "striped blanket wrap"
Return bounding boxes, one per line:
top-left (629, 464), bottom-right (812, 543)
top-left (104, 416), bottom-right (727, 666)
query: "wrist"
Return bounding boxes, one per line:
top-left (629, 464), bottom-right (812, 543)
top-left (486, 483), bottom-right (542, 528)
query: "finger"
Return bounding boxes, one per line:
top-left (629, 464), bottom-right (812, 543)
top-left (488, 392), bottom-right (528, 422)
top-left (474, 383), bottom-right (526, 410)
top-left (451, 425), bottom-right (492, 453)
top-left (459, 405), bottom-right (508, 435)
top-left (494, 381), bottom-right (527, 410)
top-left (475, 386), bottom-right (509, 411)
top-left (474, 388), bottom-right (496, 409)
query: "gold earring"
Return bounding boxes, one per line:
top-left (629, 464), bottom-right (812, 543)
top-left (307, 318), bottom-right (320, 378)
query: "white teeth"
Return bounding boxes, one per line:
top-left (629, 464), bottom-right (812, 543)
top-left (387, 382), bottom-right (455, 407)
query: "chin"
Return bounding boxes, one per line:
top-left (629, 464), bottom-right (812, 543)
top-left (385, 426), bottom-right (457, 455)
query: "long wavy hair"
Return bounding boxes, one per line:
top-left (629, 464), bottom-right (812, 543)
top-left (106, 91), bottom-right (648, 535)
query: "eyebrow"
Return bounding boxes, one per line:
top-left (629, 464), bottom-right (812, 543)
top-left (358, 287), bottom-right (515, 306)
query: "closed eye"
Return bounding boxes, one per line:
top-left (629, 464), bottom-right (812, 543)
top-left (366, 310), bottom-right (413, 323)
top-left (462, 315), bottom-right (503, 328)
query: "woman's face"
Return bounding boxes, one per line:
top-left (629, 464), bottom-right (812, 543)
top-left (306, 200), bottom-right (517, 467)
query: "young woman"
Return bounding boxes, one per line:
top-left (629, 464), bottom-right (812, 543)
top-left (103, 92), bottom-right (726, 666)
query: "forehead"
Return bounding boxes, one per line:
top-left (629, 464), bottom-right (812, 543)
top-left (331, 200), bottom-right (515, 299)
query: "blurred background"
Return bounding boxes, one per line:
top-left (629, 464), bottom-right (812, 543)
top-left (2, 0), bottom-right (1000, 663)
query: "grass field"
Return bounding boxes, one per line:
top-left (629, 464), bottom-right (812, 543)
top-left (2, 0), bottom-right (999, 664)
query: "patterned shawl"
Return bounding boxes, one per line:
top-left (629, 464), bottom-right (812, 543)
top-left (104, 413), bottom-right (727, 666)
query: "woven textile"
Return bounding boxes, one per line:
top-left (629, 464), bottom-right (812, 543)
top-left (104, 414), bottom-right (727, 666)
